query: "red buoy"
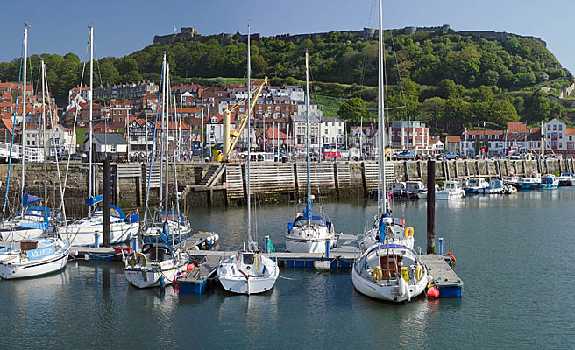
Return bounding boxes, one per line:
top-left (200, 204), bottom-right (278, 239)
top-left (186, 263), bottom-right (197, 272)
top-left (427, 286), bottom-right (440, 299)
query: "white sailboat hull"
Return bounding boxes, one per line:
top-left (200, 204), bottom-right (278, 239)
top-left (0, 251), bottom-right (68, 279)
top-left (124, 261), bottom-right (184, 289)
top-left (436, 189), bottom-right (465, 200)
top-left (219, 274), bottom-right (277, 295)
top-left (59, 221), bottom-right (138, 247)
top-left (351, 263), bottom-right (428, 303)
top-left (285, 237), bottom-right (335, 254)
top-left (217, 253), bottom-right (279, 295)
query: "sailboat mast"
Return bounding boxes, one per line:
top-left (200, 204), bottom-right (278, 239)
top-left (41, 60), bottom-right (47, 160)
top-left (159, 53), bottom-right (166, 209)
top-left (378, 0), bottom-right (387, 215)
top-left (305, 50), bottom-right (311, 216)
top-left (247, 24), bottom-right (253, 244)
top-left (20, 25), bottom-right (28, 214)
top-left (88, 26), bottom-right (94, 216)
top-left (164, 63), bottom-right (170, 215)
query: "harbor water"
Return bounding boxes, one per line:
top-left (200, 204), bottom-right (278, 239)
top-left (1, 190), bottom-right (575, 349)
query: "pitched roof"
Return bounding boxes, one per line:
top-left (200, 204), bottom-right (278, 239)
top-left (565, 128), bottom-right (575, 136)
top-left (507, 121), bottom-right (528, 133)
top-left (90, 133), bottom-right (126, 145)
top-left (446, 135), bottom-right (461, 143)
top-left (464, 129), bottom-right (504, 136)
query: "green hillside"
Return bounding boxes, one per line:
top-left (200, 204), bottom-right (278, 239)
top-left (0, 25), bottom-right (572, 133)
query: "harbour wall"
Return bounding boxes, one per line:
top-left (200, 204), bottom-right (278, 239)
top-left (0, 158), bottom-right (570, 213)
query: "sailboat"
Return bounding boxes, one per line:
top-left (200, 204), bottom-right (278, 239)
top-left (140, 53), bottom-right (193, 244)
top-left (124, 53), bottom-right (188, 289)
top-left (0, 44), bottom-right (69, 279)
top-left (217, 25), bottom-right (279, 295)
top-left (57, 26), bottom-right (139, 247)
top-left (285, 50), bottom-right (336, 254)
top-left (352, 0), bottom-right (429, 302)
top-left (0, 26), bottom-right (52, 243)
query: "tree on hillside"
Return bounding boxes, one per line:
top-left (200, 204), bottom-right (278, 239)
top-left (338, 97), bottom-right (370, 123)
top-left (524, 91), bottom-right (551, 123)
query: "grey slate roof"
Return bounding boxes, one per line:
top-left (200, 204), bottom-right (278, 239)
top-left (86, 133), bottom-right (127, 145)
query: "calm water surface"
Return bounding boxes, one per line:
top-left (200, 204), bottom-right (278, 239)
top-left (1, 190), bottom-right (575, 349)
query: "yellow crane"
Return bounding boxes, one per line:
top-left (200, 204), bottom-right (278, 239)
top-left (214, 78), bottom-right (268, 162)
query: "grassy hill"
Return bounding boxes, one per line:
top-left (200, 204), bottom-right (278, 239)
top-left (0, 25), bottom-right (572, 133)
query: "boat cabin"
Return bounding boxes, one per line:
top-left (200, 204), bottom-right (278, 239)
top-left (405, 181), bottom-right (425, 193)
top-left (444, 181), bottom-right (461, 191)
top-left (467, 178), bottom-right (488, 188)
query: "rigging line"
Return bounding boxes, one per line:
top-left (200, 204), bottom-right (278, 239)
top-left (388, 28), bottom-right (409, 120)
top-left (45, 73), bottom-right (67, 225)
top-left (2, 41), bottom-right (25, 217)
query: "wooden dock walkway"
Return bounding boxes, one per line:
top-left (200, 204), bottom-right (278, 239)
top-left (186, 248), bottom-right (463, 298)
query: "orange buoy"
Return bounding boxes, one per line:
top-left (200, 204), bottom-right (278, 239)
top-left (447, 251), bottom-right (457, 267)
top-left (427, 286), bottom-right (440, 299)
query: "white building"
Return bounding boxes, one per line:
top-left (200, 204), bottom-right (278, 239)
top-left (292, 113), bottom-right (321, 151)
top-left (87, 133), bottom-right (127, 162)
top-left (320, 119), bottom-right (346, 146)
top-left (24, 123), bottom-right (76, 157)
top-left (542, 118), bottom-right (575, 152)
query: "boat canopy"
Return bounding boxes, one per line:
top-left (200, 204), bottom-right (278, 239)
top-left (86, 194), bottom-right (103, 206)
top-left (23, 193), bottom-right (42, 206)
top-left (20, 205), bottom-right (51, 230)
top-left (288, 203), bottom-right (331, 231)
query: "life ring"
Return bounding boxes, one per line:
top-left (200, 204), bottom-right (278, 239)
top-left (371, 266), bottom-right (382, 281)
top-left (415, 264), bottom-right (423, 281)
top-left (404, 227), bottom-right (414, 238)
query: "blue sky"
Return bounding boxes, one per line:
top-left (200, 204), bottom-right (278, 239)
top-left (1, 0), bottom-right (574, 71)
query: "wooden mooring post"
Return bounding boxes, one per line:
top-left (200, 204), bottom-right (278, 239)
top-left (102, 157), bottom-right (111, 247)
top-left (427, 160), bottom-right (436, 254)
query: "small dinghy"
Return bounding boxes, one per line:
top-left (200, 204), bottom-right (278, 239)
top-left (0, 238), bottom-right (69, 279)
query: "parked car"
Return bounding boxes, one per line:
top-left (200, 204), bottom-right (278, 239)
top-left (393, 150), bottom-right (416, 160)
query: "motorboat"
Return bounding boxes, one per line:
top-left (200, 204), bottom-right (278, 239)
top-left (405, 181), bottom-right (426, 199)
top-left (518, 175), bottom-right (541, 191)
top-left (391, 182), bottom-right (407, 198)
top-left (352, 243), bottom-right (430, 303)
top-left (557, 172), bottom-right (574, 186)
top-left (436, 181), bottom-right (465, 200)
top-left (0, 238), bottom-right (69, 279)
top-left (464, 178), bottom-right (489, 194)
top-left (485, 178), bottom-right (505, 194)
top-left (541, 174), bottom-right (559, 190)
